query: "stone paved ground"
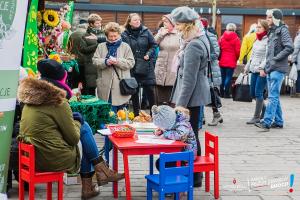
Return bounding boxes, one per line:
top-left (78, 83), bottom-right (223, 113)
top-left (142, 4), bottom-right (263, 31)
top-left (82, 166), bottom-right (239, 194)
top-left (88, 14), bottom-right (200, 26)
top-left (8, 96), bottom-right (300, 200)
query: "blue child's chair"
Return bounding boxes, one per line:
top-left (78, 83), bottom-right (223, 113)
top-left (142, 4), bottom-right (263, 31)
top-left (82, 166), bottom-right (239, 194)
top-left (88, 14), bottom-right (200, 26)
top-left (145, 151), bottom-right (194, 200)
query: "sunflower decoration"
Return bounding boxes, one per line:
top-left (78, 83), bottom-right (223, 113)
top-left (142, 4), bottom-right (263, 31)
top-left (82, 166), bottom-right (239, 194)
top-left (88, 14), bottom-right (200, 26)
top-left (37, 11), bottom-right (43, 27)
top-left (43, 10), bottom-right (60, 27)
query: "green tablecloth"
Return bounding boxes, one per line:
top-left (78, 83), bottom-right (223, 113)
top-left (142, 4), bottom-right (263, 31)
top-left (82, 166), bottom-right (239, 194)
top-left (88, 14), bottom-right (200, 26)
top-left (69, 95), bottom-right (112, 133)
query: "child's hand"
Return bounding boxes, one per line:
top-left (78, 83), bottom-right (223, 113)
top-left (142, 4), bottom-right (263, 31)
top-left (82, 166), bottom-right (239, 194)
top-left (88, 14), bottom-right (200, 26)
top-left (154, 128), bottom-right (163, 136)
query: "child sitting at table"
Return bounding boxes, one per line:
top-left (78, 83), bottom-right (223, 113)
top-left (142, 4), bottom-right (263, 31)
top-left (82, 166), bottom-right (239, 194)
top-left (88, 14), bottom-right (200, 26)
top-left (152, 105), bottom-right (198, 170)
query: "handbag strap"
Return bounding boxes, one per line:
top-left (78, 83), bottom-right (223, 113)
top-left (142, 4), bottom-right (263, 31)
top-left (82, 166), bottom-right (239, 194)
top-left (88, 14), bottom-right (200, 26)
top-left (112, 65), bottom-right (121, 81)
top-left (199, 38), bottom-right (214, 84)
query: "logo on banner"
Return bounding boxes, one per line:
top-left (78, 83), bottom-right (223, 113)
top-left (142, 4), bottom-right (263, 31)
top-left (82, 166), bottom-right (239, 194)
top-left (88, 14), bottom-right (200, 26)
top-left (0, 0), bottom-right (17, 47)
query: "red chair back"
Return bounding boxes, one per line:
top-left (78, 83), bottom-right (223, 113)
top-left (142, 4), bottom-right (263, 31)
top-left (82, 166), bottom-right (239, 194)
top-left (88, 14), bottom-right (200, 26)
top-left (19, 142), bottom-right (36, 179)
top-left (205, 131), bottom-right (219, 164)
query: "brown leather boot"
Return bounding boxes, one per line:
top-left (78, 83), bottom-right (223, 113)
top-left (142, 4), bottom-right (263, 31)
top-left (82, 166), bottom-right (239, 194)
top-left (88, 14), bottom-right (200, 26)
top-left (92, 157), bottom-right (125, 186)
top-left (81, 175), bottom-right (100, 200)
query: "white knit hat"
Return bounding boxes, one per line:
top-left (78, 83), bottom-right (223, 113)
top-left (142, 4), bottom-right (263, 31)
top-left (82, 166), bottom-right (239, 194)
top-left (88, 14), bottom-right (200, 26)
top-left (266, 9), bottom-right (283, 26)
top-left (152, 105), bottom-right (177, 130)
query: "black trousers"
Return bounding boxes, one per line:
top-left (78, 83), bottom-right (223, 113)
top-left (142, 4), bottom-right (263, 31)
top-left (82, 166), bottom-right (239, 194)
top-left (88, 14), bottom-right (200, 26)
top-left (131, 85), bottom-right (155, 116)
top-left (82, 87), bottom-right (96, 96)
top-left (188, 106), bottom-right (201, 156)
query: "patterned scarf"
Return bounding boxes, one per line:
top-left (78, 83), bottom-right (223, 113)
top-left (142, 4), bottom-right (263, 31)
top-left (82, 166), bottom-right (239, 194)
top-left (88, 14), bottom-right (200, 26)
top-left (105, 38), bottom-right (122, 59)
top-left (171, 28), bottom-right (204, 73)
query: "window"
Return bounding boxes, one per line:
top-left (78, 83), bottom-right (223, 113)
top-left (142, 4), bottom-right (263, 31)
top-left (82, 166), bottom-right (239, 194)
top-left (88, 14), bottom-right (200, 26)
top-left (221, 15), bottom-right (243, 38)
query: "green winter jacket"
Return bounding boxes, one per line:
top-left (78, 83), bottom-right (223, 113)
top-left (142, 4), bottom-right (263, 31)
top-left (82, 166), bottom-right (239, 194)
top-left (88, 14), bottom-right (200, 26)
top-left (18, 78), bottom-right (81, 173)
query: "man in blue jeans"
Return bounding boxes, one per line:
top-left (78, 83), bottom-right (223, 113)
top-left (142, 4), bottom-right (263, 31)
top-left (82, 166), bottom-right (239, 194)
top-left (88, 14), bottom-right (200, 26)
top-left (255, 9), bottom-right (294, 131)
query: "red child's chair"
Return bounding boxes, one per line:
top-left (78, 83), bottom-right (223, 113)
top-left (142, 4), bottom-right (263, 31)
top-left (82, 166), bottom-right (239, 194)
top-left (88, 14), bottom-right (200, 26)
top-left (194, 131), bottom-right (219, 199)
top-left (19, 142), bottom-right (64, 200)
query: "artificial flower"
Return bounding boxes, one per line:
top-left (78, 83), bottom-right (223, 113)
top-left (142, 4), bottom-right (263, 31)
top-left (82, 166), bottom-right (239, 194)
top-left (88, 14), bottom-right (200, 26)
top-left (43, 10), bottom-right (59, 27)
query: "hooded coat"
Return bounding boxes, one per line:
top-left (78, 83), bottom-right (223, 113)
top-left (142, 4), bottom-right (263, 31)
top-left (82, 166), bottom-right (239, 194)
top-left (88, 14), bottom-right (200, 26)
top-left (218, 31), bottom-right (241, 68)
top-left (18, 78), bottom-right (81, 173)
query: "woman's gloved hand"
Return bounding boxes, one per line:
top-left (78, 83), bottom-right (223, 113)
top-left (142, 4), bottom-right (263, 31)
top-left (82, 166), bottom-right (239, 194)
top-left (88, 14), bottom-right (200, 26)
top-left (72, 112), bottom-right (84, 125)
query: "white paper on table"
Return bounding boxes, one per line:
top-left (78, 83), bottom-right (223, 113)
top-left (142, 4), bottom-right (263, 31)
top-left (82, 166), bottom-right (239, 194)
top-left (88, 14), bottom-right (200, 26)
top-left (97, 129), bottom-right (112, 136)
top-left (135, 135), bottom-right (174, 145)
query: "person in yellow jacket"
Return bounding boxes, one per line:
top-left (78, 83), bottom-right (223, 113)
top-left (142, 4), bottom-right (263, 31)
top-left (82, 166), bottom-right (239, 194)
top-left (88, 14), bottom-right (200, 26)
top-left (239, 24), bottom-right (257, 64)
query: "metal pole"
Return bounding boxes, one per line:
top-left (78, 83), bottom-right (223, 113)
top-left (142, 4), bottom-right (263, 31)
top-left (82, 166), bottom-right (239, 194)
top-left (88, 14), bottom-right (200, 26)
top-left (212, 0), bottom-right (217, 29)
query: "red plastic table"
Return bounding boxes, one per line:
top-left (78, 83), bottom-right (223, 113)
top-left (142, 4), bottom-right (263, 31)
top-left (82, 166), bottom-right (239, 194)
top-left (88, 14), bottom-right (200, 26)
top-left (109, 135), bottom-right (186, 200)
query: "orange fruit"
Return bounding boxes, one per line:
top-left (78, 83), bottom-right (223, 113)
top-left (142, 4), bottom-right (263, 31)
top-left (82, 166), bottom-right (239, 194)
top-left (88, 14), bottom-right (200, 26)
top-left (117, 110), bottom-right (126, 120)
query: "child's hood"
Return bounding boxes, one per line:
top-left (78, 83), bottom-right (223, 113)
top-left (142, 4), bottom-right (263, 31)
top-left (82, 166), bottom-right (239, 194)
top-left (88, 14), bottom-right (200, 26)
top-left (176, 110), bottom-right (190, 123)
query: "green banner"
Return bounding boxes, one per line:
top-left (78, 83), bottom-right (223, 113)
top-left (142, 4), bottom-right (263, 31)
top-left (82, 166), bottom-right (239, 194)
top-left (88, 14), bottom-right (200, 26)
top-left (22, 0), bottom-right (38, 73)
top-left (0, 71), bottom-right (19, 100)
top-left (62, 1), bottom-right (74, 50)
top-left (0, 0), bottom-right (29, 197)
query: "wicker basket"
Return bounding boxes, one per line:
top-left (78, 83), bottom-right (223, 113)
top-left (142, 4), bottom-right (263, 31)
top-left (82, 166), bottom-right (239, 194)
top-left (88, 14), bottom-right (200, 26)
top-left (108, 125), bottom-right (136, 138)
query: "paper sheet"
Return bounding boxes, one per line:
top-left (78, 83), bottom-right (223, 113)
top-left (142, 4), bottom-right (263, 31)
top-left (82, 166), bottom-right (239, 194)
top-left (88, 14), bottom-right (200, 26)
top-left (135, 135), bottom-right (174, 145)
top-left (97, 129), bottom-right (112, 136)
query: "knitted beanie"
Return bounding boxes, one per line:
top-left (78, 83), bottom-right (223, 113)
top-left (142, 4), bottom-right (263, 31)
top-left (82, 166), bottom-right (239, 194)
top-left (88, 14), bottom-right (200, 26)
top-left (200, 18), bottom-right (209, 28)
top-left (266, 9), bottom-right (283, 26)
top-left (152, 105), bottom-right (177, 130)
top-left (37, 59), bottom-right (66, 81)
top-left (171, 6), bottom-right (199, 23)
top-left (163, 14), bottom-right (175, 26)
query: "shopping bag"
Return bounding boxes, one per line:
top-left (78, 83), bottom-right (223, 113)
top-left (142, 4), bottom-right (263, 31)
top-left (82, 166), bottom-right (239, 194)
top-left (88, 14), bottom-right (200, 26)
top-left (289, 63), bottom-right (298, 81)
top-left (232, 74), bottom-right (252, 102)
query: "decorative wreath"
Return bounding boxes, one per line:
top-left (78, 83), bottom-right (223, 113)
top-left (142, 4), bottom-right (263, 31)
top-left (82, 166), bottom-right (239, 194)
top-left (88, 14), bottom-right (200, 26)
top-left (37, 11), bottom-right (42, 27)
top-left (43, 10), bottom-right (60, 27)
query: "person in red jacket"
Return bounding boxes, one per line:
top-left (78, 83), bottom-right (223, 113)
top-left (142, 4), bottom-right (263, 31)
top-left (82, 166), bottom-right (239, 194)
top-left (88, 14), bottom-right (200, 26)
top-left (219, 23), bottom-right (241, 98)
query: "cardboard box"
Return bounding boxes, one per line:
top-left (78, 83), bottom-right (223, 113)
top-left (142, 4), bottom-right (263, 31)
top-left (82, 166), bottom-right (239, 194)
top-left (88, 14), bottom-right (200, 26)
top-left (63, 173), bottom-right (81, 185)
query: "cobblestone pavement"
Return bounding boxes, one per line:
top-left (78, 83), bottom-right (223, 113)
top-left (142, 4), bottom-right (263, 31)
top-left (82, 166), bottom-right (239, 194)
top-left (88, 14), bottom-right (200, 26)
top-left (8, 96), bottom-right (300, 200)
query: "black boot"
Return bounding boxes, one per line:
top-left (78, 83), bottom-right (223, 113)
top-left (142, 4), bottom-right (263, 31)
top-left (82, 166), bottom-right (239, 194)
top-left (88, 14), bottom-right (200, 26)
top-left (193, 172), bottom-right (203, 187)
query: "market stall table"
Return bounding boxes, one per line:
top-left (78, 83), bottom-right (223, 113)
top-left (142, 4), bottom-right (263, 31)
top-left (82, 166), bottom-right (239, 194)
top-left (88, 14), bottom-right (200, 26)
top-left (109, 135), bottom-right (186, 200)
top-left (69, 95), bottom-right (112, 133)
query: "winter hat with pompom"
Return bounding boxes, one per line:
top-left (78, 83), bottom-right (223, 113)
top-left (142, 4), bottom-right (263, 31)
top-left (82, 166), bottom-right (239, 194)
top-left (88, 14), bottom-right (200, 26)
top-left (152, 105), bottom-right (177, 130)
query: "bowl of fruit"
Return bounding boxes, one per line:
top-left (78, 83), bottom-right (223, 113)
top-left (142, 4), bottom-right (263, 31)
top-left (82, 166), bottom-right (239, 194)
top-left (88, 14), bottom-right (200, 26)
top-left (108, 124), bottom-right (136, 138)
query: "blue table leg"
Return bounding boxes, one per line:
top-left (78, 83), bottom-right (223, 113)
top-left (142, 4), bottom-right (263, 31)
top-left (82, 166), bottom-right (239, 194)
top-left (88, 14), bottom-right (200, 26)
top-left (104, 136), bottom-right (109, 164)
top-left (149, 155), bottom-right (153, 175)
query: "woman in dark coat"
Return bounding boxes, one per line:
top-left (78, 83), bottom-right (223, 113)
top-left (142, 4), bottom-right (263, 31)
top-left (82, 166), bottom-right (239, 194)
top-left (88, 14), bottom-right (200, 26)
top-left (121, 13), bottom-right (157, 116)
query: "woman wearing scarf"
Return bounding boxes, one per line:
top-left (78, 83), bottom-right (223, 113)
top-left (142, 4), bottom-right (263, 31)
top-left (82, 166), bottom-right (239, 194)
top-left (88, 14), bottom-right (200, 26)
top-left (170, 6), bottom-right (211, 187)
top-left (154, 14), bottom-right (180, 105)
top-left (121, 13), bottom-right (157, 116)
top-left (93, 22), bottom-right (135, 112)
top-left (79, 14), bottom-right (106, 96)
top-left (244, 19), bottom-right (269, 124)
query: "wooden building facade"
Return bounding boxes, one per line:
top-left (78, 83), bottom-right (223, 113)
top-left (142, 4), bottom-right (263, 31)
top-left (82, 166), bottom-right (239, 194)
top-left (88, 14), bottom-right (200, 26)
top-left (47, 0), bottom-right (300, 38)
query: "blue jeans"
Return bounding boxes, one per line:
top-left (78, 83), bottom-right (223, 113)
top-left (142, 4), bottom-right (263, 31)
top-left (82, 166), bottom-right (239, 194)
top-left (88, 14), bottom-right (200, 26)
top-left (108, 91), bottom-right (127, 113)
top-left (198, 106), bottom-right (204, 129)
top-left (220, 67), bottom-right (234, 96)
top-left (250, 73), bottom-right (267, 100)
top-left (262, 71), bottom-right (285, 127)
top-left (80, 122), bottom-right (99, 173)
top-left (296, 71), bottom-right (300, 93)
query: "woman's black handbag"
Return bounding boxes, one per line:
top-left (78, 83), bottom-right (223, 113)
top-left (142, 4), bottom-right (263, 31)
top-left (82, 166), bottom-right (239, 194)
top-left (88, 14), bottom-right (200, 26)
top-left (133, 58), bottom-right (153, 76)
top-left (201, 37), bottom-right (222, 108)
top-left (232, 75), bottom-right (252, 102)
top-left (112, 65), bottom-right (138, 95)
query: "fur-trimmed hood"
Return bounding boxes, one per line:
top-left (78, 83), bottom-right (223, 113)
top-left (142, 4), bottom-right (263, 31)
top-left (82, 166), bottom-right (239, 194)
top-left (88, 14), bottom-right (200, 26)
top-left (18, 78), bottom-right (66, 105)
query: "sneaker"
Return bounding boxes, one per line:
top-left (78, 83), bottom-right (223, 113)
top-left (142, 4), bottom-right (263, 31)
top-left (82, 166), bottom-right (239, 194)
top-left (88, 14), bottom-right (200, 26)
top-left (255, 122), bottom-right (270, 132)
top-left (270, 123), bottom-right (283, 129)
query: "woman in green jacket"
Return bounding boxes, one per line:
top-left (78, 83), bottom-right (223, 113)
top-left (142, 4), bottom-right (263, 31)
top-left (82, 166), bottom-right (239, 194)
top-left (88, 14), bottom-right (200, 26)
top-left (18, 59), bottom-right (124, 199)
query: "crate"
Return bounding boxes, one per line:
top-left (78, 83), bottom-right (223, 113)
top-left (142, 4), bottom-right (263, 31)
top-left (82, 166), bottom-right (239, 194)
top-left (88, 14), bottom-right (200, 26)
top-left (63, 173), bottom-right (81, 185)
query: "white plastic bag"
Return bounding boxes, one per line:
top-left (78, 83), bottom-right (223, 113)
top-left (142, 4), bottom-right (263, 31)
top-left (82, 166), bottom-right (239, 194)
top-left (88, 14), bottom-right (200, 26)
top-left (289, 63), bottom-right (298, 81)
top-left (235, 73), bottom-right (244, 85)
top-left (235, 73), bottom-right (250, 85)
